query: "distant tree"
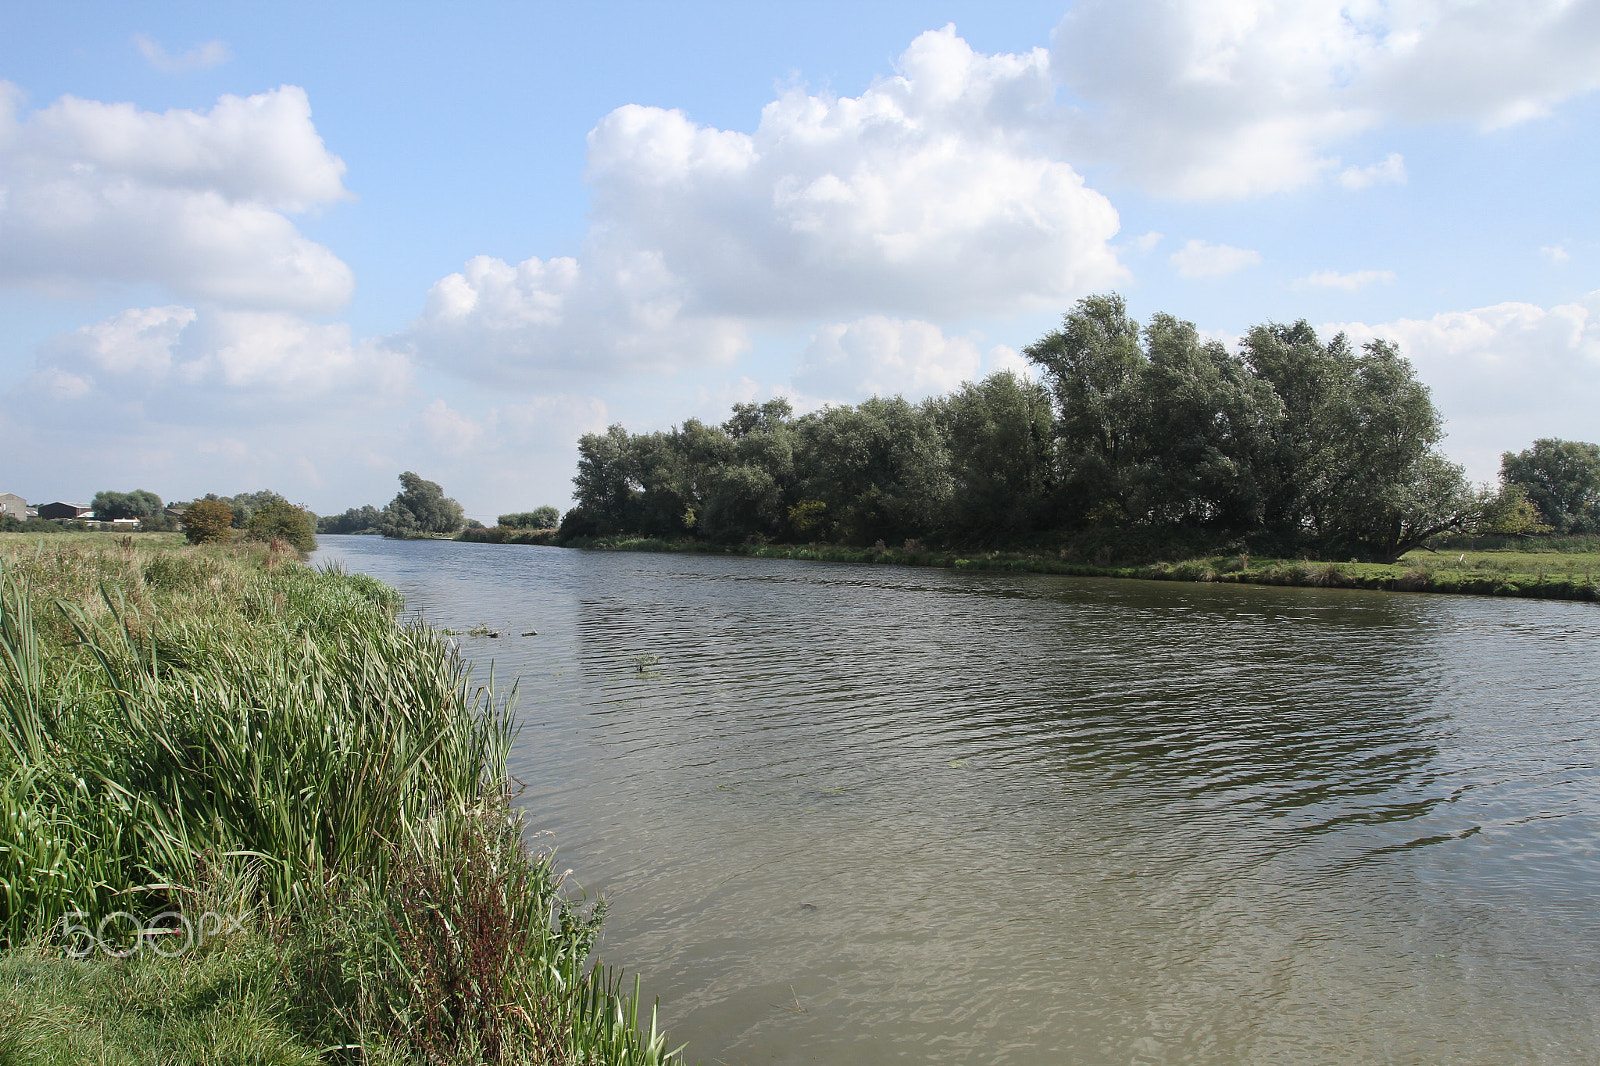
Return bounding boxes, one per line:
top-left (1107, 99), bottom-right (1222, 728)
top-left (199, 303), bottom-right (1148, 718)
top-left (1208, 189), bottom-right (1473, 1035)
top-left (245, 501), bottom-right (317, 552)
top-left (1477, 482), bottom-right (1551, 536)
top-left (380, 473), bottom-right (464, 538)
top-left (318, 505), bottom-right (383, 534)
top-left (792, 396), bottom-right (951, 544)
top-left (1024, 293), bottom-right (1148, 522)
top-left (1500, 439), bottom-right (1600, 534)
top-left (0, 515), bottom-right (60, 534)
top-left (92, 489), bottom-right (163, 520)
top-left (931, 371), bottom-right (1058, 541)
top-left (215, 490), bottom-right (290, 529)
top-left (1238, 324), bottom-right (1470, 561)
top-left (138, 511), bottom-right (181, 533)
top-left (571, 426), bottom-right (639, 535)
top-left (181, 499), bottom-right (234, 544)
top-left (499, 506), bottom-right (560, 529)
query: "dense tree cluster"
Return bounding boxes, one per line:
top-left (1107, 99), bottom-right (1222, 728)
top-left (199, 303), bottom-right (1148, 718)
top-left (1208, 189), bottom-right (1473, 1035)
top-left (318, 505), bottom-right (383, 534)
top-left (91, 489), bottom-right (163, 520)
top-left (498, 507), bottom-right (560, 530)
top-left (180, 499), bottom-right (234, 544)
top-left (564, 294), bottom-right (1539, 563)
top-left (380, 472), bottom-right (464, 538)
top-left (245, 501), bottom-right (318, 552)
top-left (1500, 439), bottom-right (1600, 534)
top-left (171, 490), bottom-right (292, 530)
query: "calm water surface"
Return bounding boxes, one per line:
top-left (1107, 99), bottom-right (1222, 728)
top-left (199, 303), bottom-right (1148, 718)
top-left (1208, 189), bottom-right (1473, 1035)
top-left (315, 536), bottom-right (1600, 1065)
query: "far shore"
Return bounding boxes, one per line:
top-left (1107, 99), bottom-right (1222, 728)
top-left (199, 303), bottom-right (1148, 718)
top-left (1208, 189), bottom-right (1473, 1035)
top-left (467, 532), bottom-right (1599, 603)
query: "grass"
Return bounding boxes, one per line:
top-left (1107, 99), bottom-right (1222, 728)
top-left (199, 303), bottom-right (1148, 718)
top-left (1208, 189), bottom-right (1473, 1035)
top-left (559, 534), bottom-right (1600, 602)
top-left (0, 534), bottom-right (682, 1065)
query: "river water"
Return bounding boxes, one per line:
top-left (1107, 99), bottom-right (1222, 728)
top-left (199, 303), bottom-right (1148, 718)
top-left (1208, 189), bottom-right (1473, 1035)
top-left (314, 536), bottom-right (1600, 1065)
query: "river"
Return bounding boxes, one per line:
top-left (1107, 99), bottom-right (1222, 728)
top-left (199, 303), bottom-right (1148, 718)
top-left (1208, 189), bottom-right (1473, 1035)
top-left (314, 535), bottom-right (1600, 1065)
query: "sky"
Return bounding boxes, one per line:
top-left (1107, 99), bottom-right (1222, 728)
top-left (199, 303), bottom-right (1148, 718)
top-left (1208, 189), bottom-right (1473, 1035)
top-left (2, 0), bottom-right (1598, 521)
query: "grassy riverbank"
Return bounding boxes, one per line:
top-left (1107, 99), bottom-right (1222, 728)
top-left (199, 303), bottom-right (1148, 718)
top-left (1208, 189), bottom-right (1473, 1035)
top-left (562, 535), bottom-right (1600, 602)
top-left (0, 533), bottom-right (679, 1065)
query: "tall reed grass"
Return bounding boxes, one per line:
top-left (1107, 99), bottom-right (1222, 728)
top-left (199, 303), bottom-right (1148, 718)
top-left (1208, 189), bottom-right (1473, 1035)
top-left (0, 536), bottom-right (680, 1065)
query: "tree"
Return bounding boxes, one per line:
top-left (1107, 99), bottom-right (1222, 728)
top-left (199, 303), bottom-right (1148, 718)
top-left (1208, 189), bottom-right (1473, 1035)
top-left (1024, 293), bottom-right (1147, 522)
top-left (930, 371), bottom-right (1057, 541)
top-left (319, 505), bottom-right (383, 534)
top-left (499, 507), bottom-right (560, 529)
top-left (1478, 482), bottom-right (1551, 536)
top-left (380, 473), bottom-right (464, 538)
top-left (181, 499), bottom-right (234, 544)
top-left (215, 490), bottom-right (290, 529)
top-left (569, 426), bottom-right (639, 536)
top-left (246, 501), bottom-right (317, 552)
top-left (1500, 439), bottom-right (1600, 534)
top-left (791, 396), bottom-right (951, 544)
top-left (92, 489), bottom-right (163, 520)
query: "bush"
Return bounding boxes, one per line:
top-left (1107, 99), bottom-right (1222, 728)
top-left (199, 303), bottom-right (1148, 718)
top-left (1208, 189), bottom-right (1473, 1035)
top-left (0, 517), bottom-right (59, 534)
top-left (245, 502), bottom-right (317, 553)
top-left (180, 500), bottom-right (234, 544)
top-left (499, 507), bottom-right (560, 530)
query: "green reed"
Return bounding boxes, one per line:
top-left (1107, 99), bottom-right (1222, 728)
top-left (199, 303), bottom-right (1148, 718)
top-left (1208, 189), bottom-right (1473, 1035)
top-left (0, 537), bottom-right (681, 1065)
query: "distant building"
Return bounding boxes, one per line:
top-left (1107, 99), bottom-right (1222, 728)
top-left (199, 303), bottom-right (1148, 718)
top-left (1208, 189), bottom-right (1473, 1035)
top-left (0, 493), bottom-right (26, 521)
top-left (37, 502), bottom-right (93, 521)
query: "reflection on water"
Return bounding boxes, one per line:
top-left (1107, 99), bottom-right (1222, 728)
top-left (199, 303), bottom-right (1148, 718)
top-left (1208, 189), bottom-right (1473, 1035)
top-left (315, 537), bottom-right (1600, 1065)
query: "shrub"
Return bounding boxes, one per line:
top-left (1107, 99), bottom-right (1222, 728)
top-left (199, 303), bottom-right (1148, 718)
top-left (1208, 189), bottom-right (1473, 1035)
top-left (246, 502), bottom-right (317, 553)
top-left (499, 507), bottom-right (560, 530)
top-left (180, 499), bottom-right (234, 544)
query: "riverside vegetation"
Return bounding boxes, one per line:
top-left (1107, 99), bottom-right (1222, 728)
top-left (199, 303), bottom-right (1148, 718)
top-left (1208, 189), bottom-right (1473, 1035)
top-left (0, 532), bottom-right (681, 1065)
top-left (537, 294), bottom-right (1598, 599)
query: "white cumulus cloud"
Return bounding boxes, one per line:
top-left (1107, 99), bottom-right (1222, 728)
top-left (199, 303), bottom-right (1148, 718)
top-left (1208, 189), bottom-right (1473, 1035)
top-left (793, 317), bottom-right (986, 402)
top-left (1170, 239), bottom-right (1261, 279)
top-left (1294, 268), bottom-right (1397, 291)
top-left (0, 83), bottom-right (353, 310)
top-left (134, 34), bottom-right (232, 73)
top-left (27, 304), bottom-right (410, 418)
top-left (1053, 0), bottom-right (1600, 200)
top-left (410, 26), bottom-right (1124, 385)
top-left (1338, 152), bottom-right (1408, 190)
top-left (1330, 291), bottom-right (1600, 480)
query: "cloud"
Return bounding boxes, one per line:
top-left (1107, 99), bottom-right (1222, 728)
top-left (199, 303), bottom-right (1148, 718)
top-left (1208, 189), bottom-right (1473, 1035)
top-left (1053, 0), bottom-right (1600, 200)
top-left (410, 26), bottom-right (1124, 385)
top-left (1329, 291), bottom-right (1600, 480)
top-left (1293, 268), bottom-right (1396, 291)
top-left (793, 317), bottom-right (985, 402)
top-left (1169, 239), bottom-right (1261, 279)
top-left (418, 399), bottom-right (484, 457)
top-left (1542, 244), bottom-right (1571, 264)
top-left (0, 83), bottom-right (353, 310)
top-left (134, 34), bottom-right (231, 73)
top-left (408, 251), bottom-right (750, 384)
top-left (1133, 230), bottom-right (1164, 252)
top-left (25, 304), bottom-right (411, 420)
top-left (1338, 152), bottom-right (1407, 190)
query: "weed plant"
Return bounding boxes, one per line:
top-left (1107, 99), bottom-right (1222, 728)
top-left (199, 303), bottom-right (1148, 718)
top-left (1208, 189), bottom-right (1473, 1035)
top-left (0, 535), bottom-right (680, 1065)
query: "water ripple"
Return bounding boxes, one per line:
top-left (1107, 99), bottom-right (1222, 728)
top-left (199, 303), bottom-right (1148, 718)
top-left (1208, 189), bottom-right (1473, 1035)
top-left (316, 538), bottom-right (1600, 1066)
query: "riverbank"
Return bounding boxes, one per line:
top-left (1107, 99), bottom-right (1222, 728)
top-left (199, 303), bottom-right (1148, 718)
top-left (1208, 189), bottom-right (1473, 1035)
top-left (0, 534), bottom-right (680, 1065)
top-left (560, 535), bottom-right (1600, 602)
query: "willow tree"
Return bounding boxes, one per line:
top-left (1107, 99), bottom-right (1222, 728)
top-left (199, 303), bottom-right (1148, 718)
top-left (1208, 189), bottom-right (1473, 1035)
top-left (379, 472), bottom-right (464, 538)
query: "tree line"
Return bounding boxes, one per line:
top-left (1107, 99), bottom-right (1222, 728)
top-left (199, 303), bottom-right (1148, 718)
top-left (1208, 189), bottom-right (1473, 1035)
top-left (561, 294), bottom-right (1599, 563)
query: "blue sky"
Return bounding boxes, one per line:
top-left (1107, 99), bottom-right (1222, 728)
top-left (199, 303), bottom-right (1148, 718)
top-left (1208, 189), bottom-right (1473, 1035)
top-left (3, 1), bottom-right (1597, 519)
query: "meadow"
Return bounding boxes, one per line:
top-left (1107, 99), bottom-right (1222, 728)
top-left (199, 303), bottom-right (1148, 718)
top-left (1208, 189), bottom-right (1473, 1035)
top-left (0, 532), bottom-right (679, 1065)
